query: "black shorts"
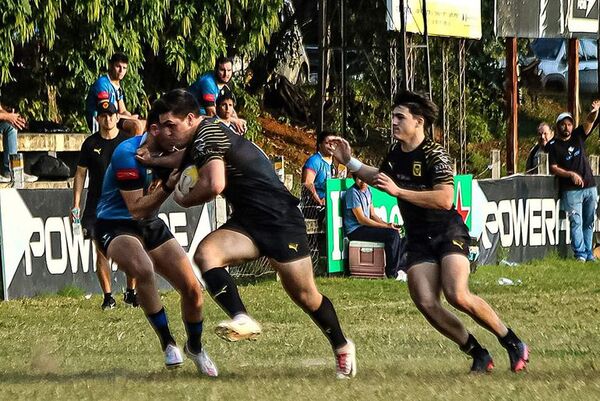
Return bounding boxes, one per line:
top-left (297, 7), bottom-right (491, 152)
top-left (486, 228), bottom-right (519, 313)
top-left (405, 223), bottom-right (470, 269)
top-left (81, 212), bottom-right (97, 240)
top-left (95, 218), bottom-right (174, 255)
top-left (221, 207), bottom-right (310, 263)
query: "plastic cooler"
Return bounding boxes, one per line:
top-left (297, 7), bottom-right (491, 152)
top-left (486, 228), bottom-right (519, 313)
top-left (348, 241), bottom-right (386, 278)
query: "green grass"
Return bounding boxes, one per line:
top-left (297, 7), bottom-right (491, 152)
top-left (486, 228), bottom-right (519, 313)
top-left (2, 257), bottom-right (600, 400)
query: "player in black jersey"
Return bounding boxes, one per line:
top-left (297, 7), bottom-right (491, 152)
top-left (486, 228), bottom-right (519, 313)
top-left (327, 91), bottom-right (528, 374)
top-left (142, 89), bottom-right (356, 379)
top-left (72, 99), bottom-right (137, 309)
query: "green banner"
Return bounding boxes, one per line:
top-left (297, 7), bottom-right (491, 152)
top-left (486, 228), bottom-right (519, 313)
top-left (326, 175), bottom-right (473, 274)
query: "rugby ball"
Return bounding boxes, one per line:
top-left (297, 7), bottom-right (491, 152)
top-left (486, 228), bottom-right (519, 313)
top-left (176, 165), bottom-right (199, 196)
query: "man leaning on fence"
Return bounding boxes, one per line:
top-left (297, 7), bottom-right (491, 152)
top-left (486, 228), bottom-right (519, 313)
top-left (545, 103), bottom-right (600, 262)
top-left (525, 122), bottom-right (553, 174)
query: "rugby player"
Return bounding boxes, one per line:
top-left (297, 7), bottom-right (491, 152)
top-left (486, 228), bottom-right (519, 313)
top-left (142, 89), bottom-right (356, 379)
top-left (93, 109), bottom-right (217, 376)
top-left (326, 91), bottom-right (528, 373)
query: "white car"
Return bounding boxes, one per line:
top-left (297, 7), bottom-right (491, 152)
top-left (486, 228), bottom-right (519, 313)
top-left (531, 38), bottom-right (599, 93)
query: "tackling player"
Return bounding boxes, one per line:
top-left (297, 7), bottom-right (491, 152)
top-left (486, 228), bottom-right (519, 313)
top-left (93, 110), bottom-right (217, 376)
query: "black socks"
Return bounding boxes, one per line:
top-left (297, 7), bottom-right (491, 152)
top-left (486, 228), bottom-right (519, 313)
top-left (202, 268), bottom-right (247, 317)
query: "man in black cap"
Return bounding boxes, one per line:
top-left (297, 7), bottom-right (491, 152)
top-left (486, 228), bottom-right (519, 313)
top-left (546, 102), bottom-right (600, 262)
top-left (72, 98), bottom-right (137, 309)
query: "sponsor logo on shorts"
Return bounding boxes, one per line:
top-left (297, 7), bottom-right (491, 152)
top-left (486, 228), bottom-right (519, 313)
top-left (412, 161), bottom-right (422, 177)
top-left (288, 243), bottom-right (299, 252)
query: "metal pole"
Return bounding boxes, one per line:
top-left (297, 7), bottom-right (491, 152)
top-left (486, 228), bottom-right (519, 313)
top-left (340, 0), bottom-right (346, 138)
top-left (399, 0), bottom-right (408, 91)
top-left (422, 0), bottom-right (432, 99)
top-left (318, 0), bottom-right (327, 134)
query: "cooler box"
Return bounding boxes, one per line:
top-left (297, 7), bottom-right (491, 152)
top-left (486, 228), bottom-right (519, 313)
top-left (348, 241), bottom-right (386, 278)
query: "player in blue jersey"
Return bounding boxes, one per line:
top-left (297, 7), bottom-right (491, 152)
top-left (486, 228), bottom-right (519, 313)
top-left (188, 56), bottom-right (247, 133)
top-left (85, 53), bottom-right (145, 136)
top-left (139, 89), bottom-right (356, 379)
top-left (93, 112), bottom-right (217, 376)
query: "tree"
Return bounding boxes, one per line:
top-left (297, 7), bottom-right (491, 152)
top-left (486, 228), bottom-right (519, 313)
top-left (0, 0), bottom-right (283, 128)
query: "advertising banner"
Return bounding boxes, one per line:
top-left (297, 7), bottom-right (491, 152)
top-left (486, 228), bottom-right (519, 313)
top-left (326, 176), bottom-right (471, 274)
top-left (496, 0), bottom-right (600, 38)
top-left (0, 188), bottom-right (214, 300)
top-left (387, 0), bottom-right (482, 39)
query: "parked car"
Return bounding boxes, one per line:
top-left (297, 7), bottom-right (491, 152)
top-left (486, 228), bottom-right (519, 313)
top-left (530, 38), bottom-right (599, 93)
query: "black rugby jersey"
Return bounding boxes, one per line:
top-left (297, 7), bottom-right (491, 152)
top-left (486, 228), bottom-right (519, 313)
top-left (78, 130), bottom-right (128, 215)
top-left (379, 137), bottom-right (462, 235)
top-left (188, 118), bottom-right (299, 223)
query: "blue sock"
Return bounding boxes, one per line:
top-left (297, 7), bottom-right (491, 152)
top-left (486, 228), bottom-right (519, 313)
top-left (185, 320), bottom-right (204, 354)
top-left (146, 307), bottom-right (176, 351)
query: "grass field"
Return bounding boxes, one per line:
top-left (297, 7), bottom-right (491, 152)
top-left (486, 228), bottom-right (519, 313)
top-left (1, 257), bottom-right (600, 401)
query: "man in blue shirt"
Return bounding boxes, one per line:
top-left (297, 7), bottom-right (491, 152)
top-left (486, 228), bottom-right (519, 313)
top-left (188, 56), bottom-right (247, 133)
top-left (343, 175), bottom-right (405, 278)
top-left (85, 53), bottom-right (145, 137)
top-left (94, 111), bottom-right (218, 377)
top-left (302, 131), bottom-right (337, 206)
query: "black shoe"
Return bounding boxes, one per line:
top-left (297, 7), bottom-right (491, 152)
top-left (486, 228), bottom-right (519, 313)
top-left (101, 296), bottom-right (116, 310)
top-left (504, 341), bottom-right (529, 372)
top-left (470, 349), bottom-right (494, 373)
top-left (123, 291), bottom-right (139, 307)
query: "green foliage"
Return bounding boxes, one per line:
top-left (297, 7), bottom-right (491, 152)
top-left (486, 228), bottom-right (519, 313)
top-left (0, 0), bottom-right (284, 125)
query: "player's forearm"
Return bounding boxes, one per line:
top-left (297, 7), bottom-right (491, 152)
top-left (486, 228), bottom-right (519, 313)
top-left (354, 165), bottom-right (380, 186)
top-left (583, 108), bottom-right (599, 135)
top-left (395, 187), bottom-right (453, 210)
top-left (550, 165), bottom-right (573, 179)
top-left (128, 189), bottom-right (170, 219)
top-left (72, 170), bottom-right (86, 208)
top-left (304, 183), bottom-right (321, 203)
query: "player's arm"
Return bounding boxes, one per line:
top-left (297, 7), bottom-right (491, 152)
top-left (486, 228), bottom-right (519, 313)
top-left (550, 164), bottom-right (584, 187)
top-left (302, 168), bottom-right (324, 205)
top-left (326, 136), bottom-right (380, 184)
top-left (117, 99), bottom-right (138, 119)
top-left (136, 147), bottom-right (185, 169)
top-left (375, 173), bottom-right (454, 210)
top-left (174, 159), bottom-right (225, 207)
top-left (582, 99), bottom-right (600, 136)
top-left (120, 170), bottom-right (179, 219)
top-left (71, 165), bottom-right (87, 222)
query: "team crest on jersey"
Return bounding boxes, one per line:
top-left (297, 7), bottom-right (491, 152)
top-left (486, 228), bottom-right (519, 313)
top-left (412, 161), bottom-right (422, 177)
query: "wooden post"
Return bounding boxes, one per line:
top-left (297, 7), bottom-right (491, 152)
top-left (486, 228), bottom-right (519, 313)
top-left (590, 155), bottom-right (599, 176)
top-left (568, 38), bottom-right (580, 126)
top-left (505, 37), bottom-right (518, 175)
top-left (491, 149), bottom-right (501, 179)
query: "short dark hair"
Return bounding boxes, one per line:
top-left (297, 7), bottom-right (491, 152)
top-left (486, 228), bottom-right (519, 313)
top-left (152, 89), bottom-right (200, 120)
top-left (216, 90), bottom-right (236, 107)
top-left (317, 130), bottom-right (336, 145)
top-left (109, 52), bottom-right (129, 65)
top-left (393, 91), bottom-right (439, 129)
top-left (214, 56), bottom-right (233, 71)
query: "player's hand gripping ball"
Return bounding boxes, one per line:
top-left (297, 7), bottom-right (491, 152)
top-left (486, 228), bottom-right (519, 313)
top-left (175, 165), bottom-right (199, 196)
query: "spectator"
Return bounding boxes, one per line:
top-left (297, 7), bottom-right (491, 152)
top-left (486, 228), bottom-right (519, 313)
top-left (546, 103), bottom-right (600, 262)
top-left (72, 99), bottom-right (137, 309)
top-left (215, 89), bottom-right (242, 135)
top-left (188, 56), bottom-right (247, 133)
top-left (85, 53), bottom-right (145, 137)
top-left (343, 175), bottom-right (406, 278)
top-left (525, 122), bottom-right (554, 174)
top-left (0, 102), bottom-right (37, 183)
top-left (302, 130), bottom-right (337, 206)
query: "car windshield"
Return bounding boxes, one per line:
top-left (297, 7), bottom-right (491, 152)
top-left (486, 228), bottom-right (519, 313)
top-left (531, 39), bottom-right (563, 59)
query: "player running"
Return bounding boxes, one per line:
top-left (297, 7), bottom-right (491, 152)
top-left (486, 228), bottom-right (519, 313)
top-left (326, 91), bottom-right (528, 373)
top-left (93, 110), bottom-right (217, 376)
top-left (139, 89), bottom-right (356, 379)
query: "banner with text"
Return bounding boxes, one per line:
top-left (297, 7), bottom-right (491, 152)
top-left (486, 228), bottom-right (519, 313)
top-left (387, 0), bottom-right (482, 39)
top-left (0, 189), bottom-right (214, 300)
